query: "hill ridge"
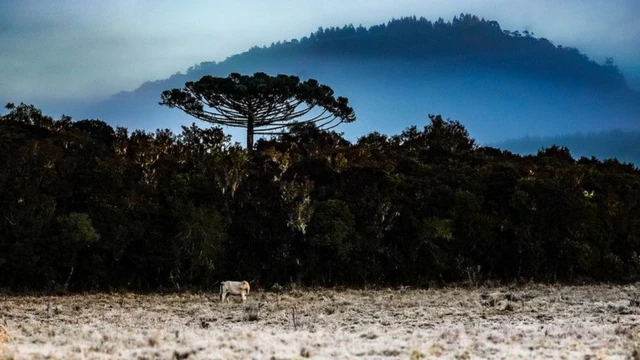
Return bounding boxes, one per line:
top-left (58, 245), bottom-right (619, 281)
top-left (76, 13), bottom-right (639, 164)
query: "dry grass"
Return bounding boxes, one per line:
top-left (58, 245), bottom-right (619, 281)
top-left (1, 284), bottom-right (640, 359)
top-left (0, 323), bottom-right (9, 359)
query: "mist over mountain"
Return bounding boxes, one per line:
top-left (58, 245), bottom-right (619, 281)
top-left (61, 14), bottom-right (639, 162)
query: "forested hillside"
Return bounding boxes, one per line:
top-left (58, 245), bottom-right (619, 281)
top-left (2, 103), bottom-right (639, 292)
top-left (190, 14), bottom-right (628, 89)
top-left (148, 14), bottom-right (630, 93)
top-left (74, 14), bottom-right (640, 163)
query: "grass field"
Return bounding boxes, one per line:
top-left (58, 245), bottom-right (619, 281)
top-left (2, 284), bottom-right (640, 359)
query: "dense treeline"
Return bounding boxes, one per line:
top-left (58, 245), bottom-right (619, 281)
top-left (185, 14), bottom-right (627, 91)
top-left (1, 103), bottom-right (639, 292)
top-left (494, 130), bottom-right (640, 166)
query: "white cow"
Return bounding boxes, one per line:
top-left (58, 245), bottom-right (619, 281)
top-left (220, 281), bottom-right (250, 303)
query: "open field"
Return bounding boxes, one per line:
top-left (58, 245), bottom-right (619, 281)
top-left (2, 284), bottom-right (640, 359)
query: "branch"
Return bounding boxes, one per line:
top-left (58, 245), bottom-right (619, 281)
top-left (255, 99), bottom-right (306, 123)
top-left (254, 113), bottom-right (337, 134)
top-left (260, 104), bottom-right (318, 124)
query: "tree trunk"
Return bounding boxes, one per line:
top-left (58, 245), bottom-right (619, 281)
top-left (247, 114), bottom-right (255, 155)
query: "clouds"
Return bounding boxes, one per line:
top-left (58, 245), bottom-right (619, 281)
top-left (1, 0), bottom-right (638, 104)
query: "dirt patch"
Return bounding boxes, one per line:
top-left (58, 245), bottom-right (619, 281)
top-left (2, 285), bottom-right (640, 359)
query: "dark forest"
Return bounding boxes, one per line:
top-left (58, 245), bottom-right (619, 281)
top-left (1, 101), bottom-right (639, 292)
top-left (2, 15), bottom-right (640, 293)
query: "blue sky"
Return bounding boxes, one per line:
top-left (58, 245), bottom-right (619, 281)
top-left (1, 0), bottom-right (639, 105)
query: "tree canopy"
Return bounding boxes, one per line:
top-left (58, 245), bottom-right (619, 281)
top-left (160, 72), bottom-right (356, 154)
top-left (177, 15), bottom-right (627, 92)
top-left (1, 103), bottom-right (640, 292)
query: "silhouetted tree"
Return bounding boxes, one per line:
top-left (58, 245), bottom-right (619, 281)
top-left (160, 72), bottom-right (355, 154)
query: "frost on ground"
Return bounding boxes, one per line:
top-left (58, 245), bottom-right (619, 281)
top-left (2, 284), bottom-right (640, 359)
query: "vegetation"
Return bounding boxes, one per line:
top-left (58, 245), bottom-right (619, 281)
top-left (1, 101), bottom-right (639, 292)
top-left (160, 72), bottom-right (355, 154)
top-left (493, 130), bottom-right (640, 166)
top-left (181, 14), bottom-right (629, 91)
top-left (4, 286), bottom-right (639, 358)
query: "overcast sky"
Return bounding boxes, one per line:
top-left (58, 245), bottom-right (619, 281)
top-left (1, 0), bottom-right (639, 104)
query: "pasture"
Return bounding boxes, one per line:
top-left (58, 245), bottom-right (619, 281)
top-left (1, 284), bottom-right (640, 359)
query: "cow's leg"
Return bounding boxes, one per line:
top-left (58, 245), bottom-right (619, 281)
top-left (241, 292), bottom-right (246, 303)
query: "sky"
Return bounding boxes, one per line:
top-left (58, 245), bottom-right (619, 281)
top-left (1, 0), bottom-right (639, 105)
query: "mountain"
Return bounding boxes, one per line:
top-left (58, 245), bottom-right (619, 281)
top-left (68, 14), bottom-right (640, 161)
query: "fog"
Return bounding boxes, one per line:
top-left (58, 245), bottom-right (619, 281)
top-left (44, 56), bottom-right (638, 149)
top-left (1, 1), bottom-right (639, 102)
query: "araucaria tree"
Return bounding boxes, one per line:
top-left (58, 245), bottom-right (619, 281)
top-left (160, 72), bottom-right (356, 154)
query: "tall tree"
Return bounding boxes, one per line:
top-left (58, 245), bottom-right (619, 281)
top-left (159, 72), bottom-right (355, 154)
